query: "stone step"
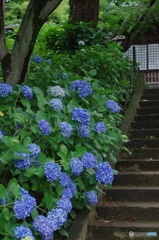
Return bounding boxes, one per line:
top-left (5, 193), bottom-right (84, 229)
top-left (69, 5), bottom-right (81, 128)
top-left (129, 129), bottom-right (159, 138)
top-left (115, 159), bottom-right (159, 172)
top-left (144, 88), bottom-right (159, 94)
top-left (125, 139), bottom-right (159, 148)
top-left (141, 94), bottom-right (159, 100)
top-left (134, 114), bottom-right (159, 121)
top-left (96, 202), bottom-right (159, 222)
top-left (137, 106), bottom-right (159, 115)
top-left (140, 100), bottom-right (159, 108)
top-left (104, 186), bottom-right (159, 202)
top-left (131, 121), bottom-right (159, 129)
top-left (120, 148), bottom-right (159, 159)
top-left (113, 171), bottom-right (159, 186)
top-left (87, 222), bottom-right (159, 240)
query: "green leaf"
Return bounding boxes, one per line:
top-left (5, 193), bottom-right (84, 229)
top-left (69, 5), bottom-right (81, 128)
top-left (39, 153), bottom-right (47, 166)
top-left (2, 208), bottom-right (12, 221)
top-left (58, 228), bottom-right (69, 237)
top-left (57, 151), bottom-right (66, 160)
top-left (31, 209), bottom-right (39, 219)
top-left (33, 87), bottom-right (47, 107)
top-left (24, 168), bottom-right (37, 177)
top-left (60, 144), bottom-right (68, 157)
top-left (8, 179), bottom-right (21, 199)
top-left (89, 69), bottom-right (97, 76)
top-left (69, 209), bottom-right (76, 219)
top-left (20, 99), bottom-right (31, 108)
top-left (0, 184), bottom-right (7, 201)
top-left (36, 110), bottom-right (47, 122)
top-left (67, 100), bottom-right (80, 113)
top-left (75, 146), bottom-right (87, 157)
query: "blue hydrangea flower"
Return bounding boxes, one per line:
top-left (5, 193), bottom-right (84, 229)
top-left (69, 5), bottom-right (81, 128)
top-left (14, 152), bottom-right (30, 170)
top-left (50, 86), bottom-right (65, 98)
top-left (81, 152), bottom-right (97, 169)
top-left (59, 172), bottom-right (72, 187)
top-left (95, 162), bottom-right (114, 185)
top-left (94, 122), bottom-right (107, 133)
top-left (0, 83), bottom-right (12, 97)
top-left (106, 100), bottom-right (121, 113)
top-left (78, 124), bottom-right (90, 138)
top-left (44, 161), bottom-right (61, 182)
top-left (38, 119), bottom-right (51, 135)
top-left (0, 197), bottom-right (9, 205)
top-left (72, 108), bottom-right (90, 125)
top-left (70, 158), bottom-right (84, 176)
top-left (21, 85), bottom-right (33, 100)
top-left (59, 122), bottom-right (73, 137)
top-left (48, 208), bottom-right (67, 229)
top-left (0, 130), bottom-right (5, 142)
top-left (13, 188), bottom-right (36, 219)
top-left (62, 181), bottom-right (76, 199)
top-left (33, 55), bottom-right (43, 63)
top-left (33, 215), bottom-right (56, 240)
top-left (28, 143), bottom-right (41, 159)
top-left (57, 197), bottom-right (72, 213)
top-left (16, 124), bottom-right (23, 129)
top-left (70, 80), bottom-right (92, 98)
top-left (62, 73), bottom-right (68, 79)
top-left (46, 59), bottom-right (52, 64)
top-left (34, 160), bottom-right (41, 167)
top-left (86, 191), bottom-right (98, 206)
top-left (49, 98), bottom-right (62, 111)
top-left (13, 226), bottom-right (33, 239)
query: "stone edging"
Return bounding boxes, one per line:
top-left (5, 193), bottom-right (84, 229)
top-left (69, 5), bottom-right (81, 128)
top-left (67, 75), bottom-right (145, 240)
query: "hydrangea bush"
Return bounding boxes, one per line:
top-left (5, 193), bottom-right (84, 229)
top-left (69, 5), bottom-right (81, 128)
top-left (0, 62), bottom-right (129, 240)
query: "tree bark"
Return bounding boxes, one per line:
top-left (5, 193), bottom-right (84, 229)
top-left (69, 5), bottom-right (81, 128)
top-left (69, 0), bottom-right (100, 28)
top-left (0, 0), bottom-right (63, 85)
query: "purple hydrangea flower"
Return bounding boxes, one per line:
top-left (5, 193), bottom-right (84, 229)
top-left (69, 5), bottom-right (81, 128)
top-left (14, 152), bottom-right (30, 170)
top-left (95, 162), bottom-right (114, 185)
top-left (33, 55), bottom-right (43, 63)
top-left (50, 86), bottom-right (65, 98)
top-left (21, 85), bottom-right (33, 100)
top-left (86, 191), bottom-right (98, 206)
top-left (106, 100), bottom-right (121, 113)
top-left (28, 143), bottom-right (41, 159)
top-left (13, 188), bottom-right (36, 219)
top-left (44, 161), bottom-right (61, 182)
top-left (81, 152), bottom-right (97, 169)
top-left (78, 124), bottom-right (90, 138)
top-left (94, 122), bottom-right (107, 133)
top-left (70, 158), bottom-right (84, 176)
top-left (72, 108), bottom-right (90, 125)
top-left (57, 197), bottom-right (72, 213)
top-left (70, 80), bottom-right (92, 98)
top-left (0, 83), bottom-right (12, 97)
top-left (38, 119), bottom-right (51, 135)
top-left (49, 98), bottom-right (62, 111)
top-left (59, 122), bottom-right (73, 137)
top-left (48, 208), bottom-right (67, 229)
top-left (59, 172), bottom-right (72, 187)
top-left (13, 226), bottom-right (33, 239)
top-left (33, 215), bottom-right (56, 240)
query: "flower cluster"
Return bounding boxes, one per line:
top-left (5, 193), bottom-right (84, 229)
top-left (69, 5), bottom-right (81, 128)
top-left (62, 182), bottom-right (76, 199)
top-left (78, 124), bottom-right (90, 138)
top-left (94, 122), bottom-right (107, 133)
top-left (86, 191), bottom-right (98, 206)
top-left (0, 197), bottom-right (8, 205)
top-left (38, 119), bottom-right (51, 135)
top-left (59, 122), bottom-right (73, 137)
top-left (13, 188), bottom-right (36, 219)
top-left (21, 85), bottom-right (33, 100)
top-left (14, 152), bottom-right (30, 170)
top-left (13, 226), bottom-right (34, 239)
top-left (82, 152), bottom-right (97, 169)
top-left (49, 98), bottom-right (62, 111)
top-left (59, 172), bottom-right (72, 187)
top-left (50, 86), bottom-right (65, 98)
top-left (28, 143), bottom-right (41, 159)
top-left (46, 59), bottom-right (52, 64)
top-left (48, 208), bottom-right (67, 229)
top-left (70, 158), bottom-right (84, 176)
top-left (62, 73), bottom-right (68, 78)
top-left (70, 80), bottom-right (92, 98)
top-left (95, 162), bottom-right (114, 185)
top-left (72, 108), bottom-right (90, 125)
top-left (106, 100), bottom-right (121, 113)
top-left (0, 130), bottom-right (5, 142)
top-left (0, 83), bottom-right (12, 97)
top-left (44, 161), bottom-right (61, 182)
top-left (57, 197), bottom-right (72, 213)
top-left (33, 55), bottom-right (43, 63)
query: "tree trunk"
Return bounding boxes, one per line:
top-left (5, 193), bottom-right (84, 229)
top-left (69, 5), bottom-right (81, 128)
top-left (69, 0), bottom-right (100, 28)
top-left (0, 0), bottom-right (63, 85)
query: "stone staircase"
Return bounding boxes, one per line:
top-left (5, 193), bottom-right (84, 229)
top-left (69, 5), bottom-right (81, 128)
top-left (86, 88), bottom-right (159, 240)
